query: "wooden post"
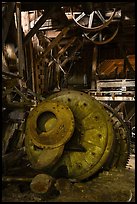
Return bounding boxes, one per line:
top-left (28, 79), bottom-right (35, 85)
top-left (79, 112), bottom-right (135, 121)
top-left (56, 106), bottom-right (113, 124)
top-left (30, 173), bottom-right (55, 194)
top-left (91, 45), bottom-right (98, 90)
top-left (16, 2), bottom-right (25, 78)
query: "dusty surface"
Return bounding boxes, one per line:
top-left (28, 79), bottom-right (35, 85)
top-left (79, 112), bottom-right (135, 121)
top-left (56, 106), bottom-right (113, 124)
top-left (2, 155), bottom-right (135, 202)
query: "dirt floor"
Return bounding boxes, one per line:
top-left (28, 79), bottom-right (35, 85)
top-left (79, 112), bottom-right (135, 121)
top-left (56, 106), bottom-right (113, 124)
top-left (2, 154), bottom-right (135, 202)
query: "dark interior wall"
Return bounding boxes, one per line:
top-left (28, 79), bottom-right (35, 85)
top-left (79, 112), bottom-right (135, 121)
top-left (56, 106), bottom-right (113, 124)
top-left (98, 42), bottom-right (134, 64)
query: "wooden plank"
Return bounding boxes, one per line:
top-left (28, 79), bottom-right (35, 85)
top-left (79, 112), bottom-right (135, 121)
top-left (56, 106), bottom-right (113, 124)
top-left (2, 176), bottom-right (32, 183)
top-left (88, 96), bottom-right (135, 101)
top-left (21, 11), bottom-right (30, 35)
top-left (97, 80), bottom-right (135, 88)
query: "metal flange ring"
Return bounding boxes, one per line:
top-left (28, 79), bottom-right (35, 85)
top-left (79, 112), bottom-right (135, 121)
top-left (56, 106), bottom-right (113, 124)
top-left (25, 133), bottom-right (64, 170)
top-left (25, 100), bottom-right (75, 149)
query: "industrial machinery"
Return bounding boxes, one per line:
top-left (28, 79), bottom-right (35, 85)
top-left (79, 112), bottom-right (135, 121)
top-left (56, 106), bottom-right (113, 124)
top-left (25, 90), bottom-right (130, 181)
top-left (2, 2), bottom-right (134, 188)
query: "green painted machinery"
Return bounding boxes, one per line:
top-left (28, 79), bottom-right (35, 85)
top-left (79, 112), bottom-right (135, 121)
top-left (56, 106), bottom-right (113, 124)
top-left (25, 90), bottom-right (130, 181)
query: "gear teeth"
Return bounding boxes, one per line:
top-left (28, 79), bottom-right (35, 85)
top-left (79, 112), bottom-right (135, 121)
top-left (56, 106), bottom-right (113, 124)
top-left (102, 102), bottom-right (131, 169)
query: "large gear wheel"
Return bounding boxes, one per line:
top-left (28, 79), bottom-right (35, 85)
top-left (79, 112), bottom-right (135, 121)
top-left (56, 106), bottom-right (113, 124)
top-left (100, 102), bottom-right (130, 169)
top-left (25, 90), bottom-right (130, 181)
top-left (45, 90), bottom-right (115, 180)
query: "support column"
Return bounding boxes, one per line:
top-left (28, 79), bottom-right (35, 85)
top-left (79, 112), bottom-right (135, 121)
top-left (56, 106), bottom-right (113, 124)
top-left (91, 45), bottom-right (98, 90)
top-left (2, 2), bottom-right (15, 49)
top-left (16, 2), bottom-right (25, 78)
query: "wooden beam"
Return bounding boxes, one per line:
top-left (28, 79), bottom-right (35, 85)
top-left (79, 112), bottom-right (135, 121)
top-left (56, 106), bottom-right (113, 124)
top-left (48, 36), bottom-right (77, 68)
top-left (2, 176), bottom-right (32, 183)
top-left (61, 40), bottom-right (83, 67)
top-left (38, 26), bottom-right (71, 63)
top-left (125, 106), bottom-right (135, 121)
top-left (2, 71), bottom-right (22, 79)
top-left (23, 7), bottom-right (55, 45)
top-left (58, 36), bottom-right (77, 58)
top-left (114, 102), bottom-right (125, 112)
top-left (16, 2), bottom-right (25, 78)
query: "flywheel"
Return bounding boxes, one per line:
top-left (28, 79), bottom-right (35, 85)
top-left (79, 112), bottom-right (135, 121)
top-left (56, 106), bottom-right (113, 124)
top-left (44, 90), bottom-right (115, 180)
top-left (25, 90), bottom-right (130, 180)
